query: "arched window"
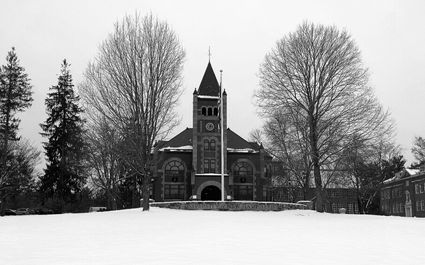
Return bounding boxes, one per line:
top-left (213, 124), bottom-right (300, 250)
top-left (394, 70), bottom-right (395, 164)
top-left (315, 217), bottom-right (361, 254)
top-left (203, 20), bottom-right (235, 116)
top-left (213, 107), bottom-right (218, 116)
top-left (204, 139), bottom-right (210, 150)
top-left (210, 139), bottom-right (216, 151)
top-left (164, 160), bottom-right (185, 200)
top-left (165, 160), bottom-right (184, 177)
top-left (207, 107), bottom-right (212, 116)
top-left (201, 107), bottom-right (206, 116)
top-left (233, 161), bottom-right (253, 177)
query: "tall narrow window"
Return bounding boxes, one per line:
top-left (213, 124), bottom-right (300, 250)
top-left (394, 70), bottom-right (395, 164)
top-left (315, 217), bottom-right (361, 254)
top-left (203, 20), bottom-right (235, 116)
top-left (210, 139), bottom-right (216, 151)
top-left (210, 159), bottom-right (216, 172)
top-left (204, 159), bottom-right (210, 173)
top-left (204, 139), bottom-right (209, 150)
top-left (201, 107), bottom-right (206, 116)
top-left (207, 107), bottom-right (212, 116)
top-left (214, 107), bottom-right (218, 116)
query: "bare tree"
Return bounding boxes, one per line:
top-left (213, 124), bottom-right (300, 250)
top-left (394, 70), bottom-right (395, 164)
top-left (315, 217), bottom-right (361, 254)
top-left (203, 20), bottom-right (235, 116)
top-left (85, 116), bottom-right (123, 210)
top-left (79, 13), bottom-right (185, 211)
top-left (411, 136), bottom-right (425, 168)
top-left (256, 22), bottom-right (392, 212)
top-left (265, 111), bottom-right (312, 197)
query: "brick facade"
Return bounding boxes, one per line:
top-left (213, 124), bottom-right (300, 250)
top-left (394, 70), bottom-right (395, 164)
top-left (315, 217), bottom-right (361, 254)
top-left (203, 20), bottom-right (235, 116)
top-left (380, 169), bottom-right (425, 217)
top-left (152, 62), bottom-right (272, 202)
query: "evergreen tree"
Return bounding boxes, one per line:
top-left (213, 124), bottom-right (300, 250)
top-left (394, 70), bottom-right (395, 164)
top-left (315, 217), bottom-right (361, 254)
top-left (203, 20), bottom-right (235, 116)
top-left (0, 47), bottom-right (33, 162)
top-left (0, 47), bottom-right (33, 214)
top-left (40, 60), bottom-right (86, 211)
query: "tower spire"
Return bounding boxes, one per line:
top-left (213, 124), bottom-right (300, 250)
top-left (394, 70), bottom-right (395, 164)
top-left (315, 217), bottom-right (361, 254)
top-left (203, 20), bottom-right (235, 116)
top-left (208, 46), bottom-right (211, 62)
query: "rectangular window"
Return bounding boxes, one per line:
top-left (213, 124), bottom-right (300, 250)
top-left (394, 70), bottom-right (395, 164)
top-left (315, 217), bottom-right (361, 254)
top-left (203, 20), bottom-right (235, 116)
top-left (234, 185), bottom-right (253, 200)
top-left (210, 159), bottom-right (216, 172)
top-left (204, 159), bottom-right (210, 173)
top-left (416, 201), bottom-right (421, 211)
top-left (416, 184), bottom-right (419, 194)
top-left (421, 184), bottom-right (424, 194)
top-left (164, 184), bottom-right (185, 200)
top-left (348, 203), bottom-right (353, 214)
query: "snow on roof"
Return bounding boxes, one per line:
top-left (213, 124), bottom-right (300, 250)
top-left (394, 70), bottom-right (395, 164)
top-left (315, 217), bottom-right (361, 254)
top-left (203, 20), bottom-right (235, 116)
top-left (384, 168), bottom-right (422, 184)
top-left (159, 145), bottom-right (193, 152)
top-left (197, 95), bottom-right (219, 99)
top-left (227, 148), bottom-right (258, 153)
top-left (406, 168), bottom-right (420, 176)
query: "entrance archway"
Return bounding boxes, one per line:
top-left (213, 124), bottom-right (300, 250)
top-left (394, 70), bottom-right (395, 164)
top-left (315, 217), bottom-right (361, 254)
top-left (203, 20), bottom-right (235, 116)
top-left (201, 185), bottom-right (221, 200)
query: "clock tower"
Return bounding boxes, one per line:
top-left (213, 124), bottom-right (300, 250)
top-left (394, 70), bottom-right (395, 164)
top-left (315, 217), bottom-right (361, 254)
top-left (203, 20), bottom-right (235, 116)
top-left (192, 62), bottom-right (227, 175)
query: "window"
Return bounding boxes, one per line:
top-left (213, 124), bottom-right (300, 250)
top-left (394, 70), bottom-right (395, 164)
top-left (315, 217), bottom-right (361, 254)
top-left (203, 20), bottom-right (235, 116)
top-left (164, 160), bottom-right (185, 183)
top-left (233, 161), bottom-right (253, 177)
top-left (201, 107), bottom-right (206, 116)
top-left (234, 185), bottom-right (253, 200)
top-left (164, 184), bottom-right (185, 200)
top-left (416, 184), bottom-right (420, 194)
top-left (332, 203), bottom-right (338, 213)
top-left (210, 140), bottom-right (216, 151)
top-left (214, 107), bottom-right (218, 116)
top-left (204, 159), bottom-right (215, 173)
top-left (207, 107), bottom-right (212, 116)
top-left (210, 159), bottom-right (216, 172)
top-left (165, 160), bottom-right (184, 177)
top-left (204, 139), bottom-right (209, 150)
top-left (421, 183), bottom-right (424, 194)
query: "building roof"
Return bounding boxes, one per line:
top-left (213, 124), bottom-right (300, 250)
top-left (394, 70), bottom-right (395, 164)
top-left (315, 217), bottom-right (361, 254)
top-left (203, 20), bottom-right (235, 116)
top-left (156, 127), bottom-right (193, 150)
top-left (156, 127), bottom-right (263, 153)
top-left (383, 168), bottom-right (422, 185)
top-left (198, 62), bottom-right (220, 96)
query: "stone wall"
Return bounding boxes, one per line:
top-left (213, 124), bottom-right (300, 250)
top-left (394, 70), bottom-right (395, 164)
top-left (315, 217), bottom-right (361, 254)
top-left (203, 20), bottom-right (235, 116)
top-left (151, 201), bottom-right (307, 211)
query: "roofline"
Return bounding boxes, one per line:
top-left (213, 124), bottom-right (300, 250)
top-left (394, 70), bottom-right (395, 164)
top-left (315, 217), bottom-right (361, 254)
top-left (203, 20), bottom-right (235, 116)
top-left (382, 172), bottom-right (425, 186)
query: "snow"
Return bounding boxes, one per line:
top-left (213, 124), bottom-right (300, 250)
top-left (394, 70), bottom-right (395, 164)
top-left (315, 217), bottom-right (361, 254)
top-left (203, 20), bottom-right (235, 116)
top-left (227, 148), bottom-right (257, 153)
top-left (159, 145), bottom-right (193, 152)
top-left (1, 208), bottom-right (425, 265)
top-left (406, 168), bottom-right (420, 175)
top-left (197, 95), bottom-right (220, 99)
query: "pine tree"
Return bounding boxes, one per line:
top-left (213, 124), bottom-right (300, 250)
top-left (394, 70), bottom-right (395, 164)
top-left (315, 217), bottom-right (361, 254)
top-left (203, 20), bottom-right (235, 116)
top-left (40, 60), bottom-right (86, 211)
top-left (0, 47), bottom-right (33, 214)
top-left (0, 47), bottom-right (33, 160)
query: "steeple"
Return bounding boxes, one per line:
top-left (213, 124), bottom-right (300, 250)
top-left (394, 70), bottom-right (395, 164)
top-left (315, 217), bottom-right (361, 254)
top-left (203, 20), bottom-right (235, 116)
top-left (198, 62), bottom-right (220, 96)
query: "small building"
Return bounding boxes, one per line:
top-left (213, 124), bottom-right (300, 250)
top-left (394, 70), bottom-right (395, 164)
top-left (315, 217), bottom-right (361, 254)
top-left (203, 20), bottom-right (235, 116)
top-left (380, 168), bottom-right (425, 217)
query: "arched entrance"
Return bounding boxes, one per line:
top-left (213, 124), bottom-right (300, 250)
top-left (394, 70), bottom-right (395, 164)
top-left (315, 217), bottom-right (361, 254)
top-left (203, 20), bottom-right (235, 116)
top-left (201, 185), bottom-right (221, 200)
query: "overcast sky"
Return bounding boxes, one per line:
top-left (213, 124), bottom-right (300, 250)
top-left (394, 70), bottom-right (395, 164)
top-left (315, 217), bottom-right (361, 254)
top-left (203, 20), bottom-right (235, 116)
top-left (1, 0), bottom-right (424, 168)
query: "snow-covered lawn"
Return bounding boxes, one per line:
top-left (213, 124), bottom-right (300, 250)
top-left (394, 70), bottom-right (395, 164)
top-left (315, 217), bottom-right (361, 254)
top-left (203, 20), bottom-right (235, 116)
top-left (1, 208), bottom-right (425, 265)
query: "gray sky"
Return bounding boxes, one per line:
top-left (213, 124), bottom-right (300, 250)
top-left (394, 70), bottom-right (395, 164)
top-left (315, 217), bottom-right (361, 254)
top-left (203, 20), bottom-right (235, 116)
top-left (1, 0), bottom-right (424, 168)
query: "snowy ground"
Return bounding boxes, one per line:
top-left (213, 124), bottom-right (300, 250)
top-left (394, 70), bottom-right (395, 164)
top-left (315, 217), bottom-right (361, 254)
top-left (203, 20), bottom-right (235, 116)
top-left (1, 208), bottom-right (425, 265)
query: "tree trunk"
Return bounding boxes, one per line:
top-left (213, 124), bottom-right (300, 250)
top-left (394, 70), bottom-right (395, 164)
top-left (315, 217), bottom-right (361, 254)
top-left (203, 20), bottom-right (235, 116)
top-left (142, 171), bottom-right (150, 211)
top-left (309, 114), bottom-right (324, 212)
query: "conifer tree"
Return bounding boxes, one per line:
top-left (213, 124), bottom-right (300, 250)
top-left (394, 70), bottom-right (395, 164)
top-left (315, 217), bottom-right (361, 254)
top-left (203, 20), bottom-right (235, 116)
top-left (40, 60), bottom-right (86, 210)
top-left (0, 47), bottom-right (33, 213)
top-left (0, 47), bottom-right (33, 162)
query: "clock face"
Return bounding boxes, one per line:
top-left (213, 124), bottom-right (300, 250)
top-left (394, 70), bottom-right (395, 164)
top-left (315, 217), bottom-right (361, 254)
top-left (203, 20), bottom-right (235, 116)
top-left (205, 122), bottom-right (214, 131)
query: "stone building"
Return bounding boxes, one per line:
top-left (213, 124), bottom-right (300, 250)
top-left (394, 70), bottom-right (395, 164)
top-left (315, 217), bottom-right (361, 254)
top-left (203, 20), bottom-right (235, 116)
top-left (151, 62), bottom-right (272, 202)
